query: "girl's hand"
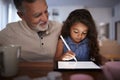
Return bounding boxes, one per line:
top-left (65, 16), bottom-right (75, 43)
top-left (62, 51), bottom-right (76, 61)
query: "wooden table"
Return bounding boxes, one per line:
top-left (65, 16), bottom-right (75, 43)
top-left (0, 62), bottom-right (106, 80)
top-left (101, 53), bottom-right (120, 61)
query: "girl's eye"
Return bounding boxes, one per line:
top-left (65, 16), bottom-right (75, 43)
top-left (82, 32), bottom-right (87, 35)
top-left (73, 30), bottom-right (78, 33)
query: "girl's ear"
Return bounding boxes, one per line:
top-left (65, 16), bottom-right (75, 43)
top-left (17, 12), bottom-right (24, 19)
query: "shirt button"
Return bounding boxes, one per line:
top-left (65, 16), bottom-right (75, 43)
top-left (41, 37), bottom-right (43, 39)
top-left (42, 43), bottom-right (44, 45)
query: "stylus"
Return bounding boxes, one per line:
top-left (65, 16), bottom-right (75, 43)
top-left (60, 35), bottom-right (77, 62)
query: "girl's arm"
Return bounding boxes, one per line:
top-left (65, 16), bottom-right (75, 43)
top-left (54, 39), bottom-right (76, 61)
top-left (54, 39), bottom-right (64, 61)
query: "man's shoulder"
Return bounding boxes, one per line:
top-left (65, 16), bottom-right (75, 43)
top-left (48, 20), bottom-right (62, 28)
top-left (6, 21), bottom-right (22, 26)
top-left (48, 20), bottom-right (62, 34)
top-left (0, 21), bottom-right (22, 33)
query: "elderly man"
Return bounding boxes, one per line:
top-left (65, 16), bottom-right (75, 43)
top-left (0, 0), bottom-right (62, 62)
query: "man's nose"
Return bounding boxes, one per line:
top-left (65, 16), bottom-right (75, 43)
top-left (40, 13), bottom-right (48, 22)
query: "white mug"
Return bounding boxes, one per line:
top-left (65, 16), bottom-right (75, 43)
top-left (0, 45), bottom-right (21, 77)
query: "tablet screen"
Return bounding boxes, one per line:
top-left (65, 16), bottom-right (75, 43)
top-left (57, 61), bottom-right (101, 69)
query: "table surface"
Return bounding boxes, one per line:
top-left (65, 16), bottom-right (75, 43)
top-left (0, 61), bottom-right (106, 80)
top-left (101, 53), bottom-right (120, 61)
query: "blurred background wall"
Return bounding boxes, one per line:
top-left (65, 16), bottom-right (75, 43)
top-left (0, 0), bottom-right (120, 44)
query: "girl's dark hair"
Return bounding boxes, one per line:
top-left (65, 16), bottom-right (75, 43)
top-left (61, 9), bottom-right (102, 65)
top-left (13, 0), bottom-right (36, 10)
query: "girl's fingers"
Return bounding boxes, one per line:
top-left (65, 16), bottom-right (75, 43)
top-left (62, 54), bottom-right (75, 60)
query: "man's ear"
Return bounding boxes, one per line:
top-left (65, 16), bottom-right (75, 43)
top-left (17, 12), bottom-right (24, 19)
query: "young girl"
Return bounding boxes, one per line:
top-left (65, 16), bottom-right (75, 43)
top-left (54, 9), bottom-right (102, 65)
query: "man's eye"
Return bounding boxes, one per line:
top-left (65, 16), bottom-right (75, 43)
top-left (45, 10), bottom-right (48, 14)
top-left (34, 13), bottom-right (42, 18)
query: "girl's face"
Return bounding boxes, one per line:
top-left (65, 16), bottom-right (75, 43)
top-left (70, 22), bottom-right (88, 43)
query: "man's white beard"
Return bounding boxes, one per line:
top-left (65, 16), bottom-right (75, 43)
top-left (31, 22), bottom-right (49, 32)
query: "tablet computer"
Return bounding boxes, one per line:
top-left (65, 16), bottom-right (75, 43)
top-left (56, 61), bottom-right (101, 70)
